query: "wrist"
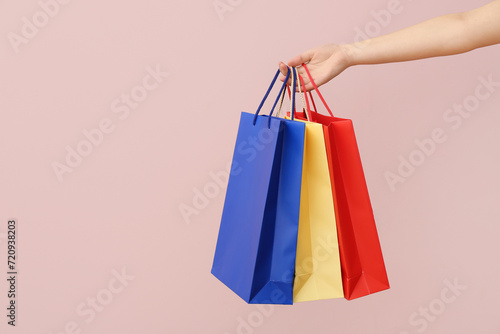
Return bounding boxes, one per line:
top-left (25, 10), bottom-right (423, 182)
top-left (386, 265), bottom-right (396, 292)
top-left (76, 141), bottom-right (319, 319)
top-left (340, 43), bottom-right (360, 67)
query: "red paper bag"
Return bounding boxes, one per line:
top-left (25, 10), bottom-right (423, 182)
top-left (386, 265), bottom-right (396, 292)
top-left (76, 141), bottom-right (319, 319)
top-left (292, 65), bottom-right (390, 300)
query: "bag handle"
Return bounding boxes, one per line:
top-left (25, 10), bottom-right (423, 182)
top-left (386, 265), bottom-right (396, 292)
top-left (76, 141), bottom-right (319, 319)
top-left (290, 66), bottom-right (297, 120)
top-left (307, 90), bottom-right (317, 113)
top-left (284, 68), bottom-right (310, 120)
top-left (273, 66), bottom-right (297, 120)
top-left (275, 82), bottom-right (287, 118)
top-left (295, 68), bottom-right (310, 121)
top-left (302, 63), bottom-right (334, 117)
top-left (253, 68), bottom-right (292, 126)
top-left (297, 71), bottom-right (312, 120)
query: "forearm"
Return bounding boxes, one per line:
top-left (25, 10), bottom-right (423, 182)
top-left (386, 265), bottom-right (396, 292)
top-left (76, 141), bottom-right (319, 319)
top-left (344, 1), bottom-right (500, 66)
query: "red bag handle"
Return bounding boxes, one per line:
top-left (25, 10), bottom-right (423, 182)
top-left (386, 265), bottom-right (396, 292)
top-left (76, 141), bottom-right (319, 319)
top-left (288, 70), bottom-right (323, 117)
top-left (302, 63), bottom-right (334, 117)
top-left (297, 72), bottom-right (312, 120)
top-left (308, 90), bottom-right (317, 113)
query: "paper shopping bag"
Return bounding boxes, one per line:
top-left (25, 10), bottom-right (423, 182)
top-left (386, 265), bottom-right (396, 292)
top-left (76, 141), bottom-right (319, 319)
top-left (300, 64), bottom-right (390, 300)
top-left (211, 68), bottom-right (306, 304)
top-left (291, 112), bottom-right (344, 302)
top-left (280, 68), bottom-right (344, 302)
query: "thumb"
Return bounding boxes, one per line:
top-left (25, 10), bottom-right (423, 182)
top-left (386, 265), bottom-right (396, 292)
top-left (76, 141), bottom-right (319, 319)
top-left (278, 61), bottom-right (290, 82)
top-left (278, 61), bottom-right (289, 76)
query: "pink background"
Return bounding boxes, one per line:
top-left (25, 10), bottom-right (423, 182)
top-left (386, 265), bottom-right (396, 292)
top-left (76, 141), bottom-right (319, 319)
top-left (1, 0), bottom-right (499, 333)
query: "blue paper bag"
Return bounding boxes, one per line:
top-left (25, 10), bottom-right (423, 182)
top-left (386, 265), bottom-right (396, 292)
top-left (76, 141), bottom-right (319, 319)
top-left (211, 69), bottom-right (305, 304)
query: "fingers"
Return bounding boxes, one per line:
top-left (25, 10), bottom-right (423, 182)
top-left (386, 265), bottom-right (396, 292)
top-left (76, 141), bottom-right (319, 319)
top-left (278, 61), bottom-right (319, 92)
top-left (278, 61), bottom-right (298, 88)
top-left (280, 49), bottom-right (313, 76)
top-left (278, 62), bottom-right (293, 87)
top-left (279, 48), bottom-right (315, 86)
top-left (278, 61), bottom-right (289, 82)
top-left (293, 67), bottom-right (317, 92)
top-left (278, 63), bottom-right (315, 92)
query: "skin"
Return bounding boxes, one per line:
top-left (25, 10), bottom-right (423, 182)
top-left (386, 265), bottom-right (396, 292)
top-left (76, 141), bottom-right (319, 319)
top-left (279, 0), bottom-right (500, 91)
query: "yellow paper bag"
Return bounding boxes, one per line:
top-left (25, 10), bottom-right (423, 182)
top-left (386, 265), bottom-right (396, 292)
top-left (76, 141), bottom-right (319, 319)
top-left (293, 121), bottom-right (344, 302)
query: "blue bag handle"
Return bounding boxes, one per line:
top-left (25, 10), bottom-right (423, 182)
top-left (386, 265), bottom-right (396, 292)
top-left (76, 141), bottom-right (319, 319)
top-left (253, 67), bottom-right (292, 127)
top-left (279, 66), bottom-right (297, 121)
top-left (269, 66), bottom-right (297, 122)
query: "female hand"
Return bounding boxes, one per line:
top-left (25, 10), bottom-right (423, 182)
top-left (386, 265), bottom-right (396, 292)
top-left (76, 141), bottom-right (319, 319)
top-left (279, 43), bottom-right (352, 91)
top-left (279, 0), bottom-right (500, 92)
